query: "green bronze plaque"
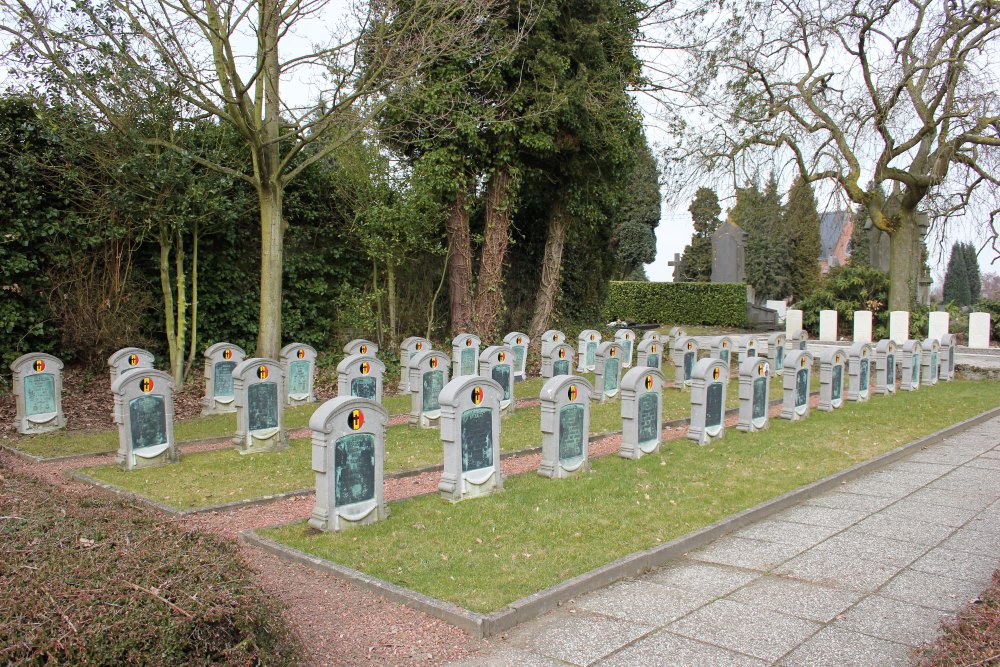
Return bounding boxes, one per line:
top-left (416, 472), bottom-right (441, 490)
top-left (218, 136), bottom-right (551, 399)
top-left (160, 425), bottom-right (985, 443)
top-left (334, 433), bottom-right (375, 506)
top-left (911, 354), bottom-right (920, 384)
top-left (931, 352), bottom-right (938, 380)
top-left (248, 382), bottom-right (278, 431)
top-left (752, 376), bottom-right (767, 420)
top-left (706, 381), bottom-right (723, 429)
top-left (422, 370), bottom-right (444, 413)
top-left (586, 342), bottom-right (597, 367)
top-left (720, 349), bottom-right (729, 365)
top-left (776, 346), bottom-right (785, 371)
top-left (351, 376), bottom-right (377, 400)
top-left (683, 352), bottom-right (694, 381)
top-left (949, 345), bottom-right (954, 372)
top-left (24, 373), bottom-right (56, 417)
top-left (623, 340), bottom-right (633, 362)
top-left (795, 368), bottom-right (808, 408)
top-left (887, 353), bottom-right (895, 382)
top-left (604, 358), bottom-right (620, 393)
top-left (288, 360), bottom-right (311, 396)
top-left (860, 358), bottom-right (870, 392)
top-left (214, 361), bottom-right (236, 398)
top-left (492, 364), bottom-right (511, 401)
top-left (461, 347), bottom-right (477, 376)
top-left (514, 345), bottom-right (526, 372)
top-left (461, 407), bottom-right (493, 472)
top-left (832, 364), bottom-right (843, 401)
top-left (558, 403), bottom-right (585, 464)
top-left (554, 359), bottom-right (570, 376)
top-left (638, 392), bottom-right (658, 444)
top-left (129, 394), bottom-right (167, 450)
top-left (648, 355), bottom-right (659, 369)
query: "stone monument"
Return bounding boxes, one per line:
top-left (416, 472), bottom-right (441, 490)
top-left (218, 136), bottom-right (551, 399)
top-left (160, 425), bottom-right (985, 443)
top-left (619, 367), bottom-right (666, 458)
top-left (438, 376), bottom-right (504, 502)
top-left (736, 357), bottom-right (771, 433)
top-left (780, 350), bottom-right (814, 421)
top-left (538, 375), bottom-right (594, 478)
top-left (108, 347), bottom-right (154, 384)
top-left (767, 333), bottom-right (786, 373)
top-left (542, 342), bottom-right (576, 378)
top-left (687, 359), bottom-right (729, 445)
top-left (593, 341), bottom-right (625, 402)
top-left (671, 336), bottom-right (699, 389)
top-left (112, 368), bottom-right (177, 470)
top-left (202, 343), bottom-right (246, 415)
top-left (344, 339), bottom-right (378, 357)
top-left (10, 353), bottom-right (65, 435)
top-left (711, 220), bottom-right (747, 283)
top-left (874, 339), bottom-right (897, 395)
top-left (503, 332), bottom-right (530, 381)
top-left (479, 345), bottom-right (515, 416)
top-left (846, 342), bottom-right (873, 402)
top-left (577, 330), bottom-right (602, 372)
top-left (232, 358), bottom-right (287, 454)
top-left (398, 336), bottom-right (432, 393)
top-left (636, 338), bottom-right (662, 369)
top-left (614, 329), bottom-right (636, 369)
top-left (939, 333), bottom-right (957, 381)
top-left (541, 329), bottom-right (567, 358)
top-left (279, 343), bottom-right (317, 406)
top-left (899, 340), bottom-right (922, 391)
top-left (817, 347), bottom-right (846, 411)
top-left (408, 349), bottom-right (450, 428)
top-left (452, 333), bottom-right (482, 377)
top-left (336, 354), bottom-right (386, 402)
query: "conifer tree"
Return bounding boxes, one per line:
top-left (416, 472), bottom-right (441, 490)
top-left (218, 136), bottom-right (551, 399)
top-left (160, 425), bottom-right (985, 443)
top-left (784, 176), bottom-right (822, 300)
top-left (732, 176), bottom-right (786, 301)
top-left (677, 187), bottom-right (721, 281)
top-left (962, 243), bottom-right (982, 304)
top-left (943, 242), bottom-right (972, 306)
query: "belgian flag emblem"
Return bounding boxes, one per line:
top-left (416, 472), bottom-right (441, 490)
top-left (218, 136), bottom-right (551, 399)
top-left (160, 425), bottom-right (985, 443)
top-left (33, 359), bottom-right (45, 372)
top-left (567, 385), bottom-right (578, 401)
top-left (257, 365), bottom-right (269, 380)
top-left (610, 348), bottom-right (616, 357)
top-left (223, 348), bottom-right (233, 360)
top-left (558, 348), bottom-right (566, 359)
top-left (713, 367), bottom-right (721, 381)
top-left (430, 357), bottom-right (438, 369)
top-left (360, 344), bottom-right (368, 354)
top-left (128, 353), bottom-right (139, 366)
top-left (722, 340), bottom-right (728, 349)
top-left (554, 334), bottom-right (559, 342)
top-left (348, 409), bottom-right (365, 430)
top-left (360, 361), bottom-right (371, 375)
top-left (297, 348), bottom-right (305, 359)
top-left (644, 375), bottom-right (654, 390)
top-left (801, 356), bottom-right (808, 368)
top-left (651, 344), bottom-right (657, 353)
top-left (140, 377), bottom-right (154, 393)
top-left (471, 386), bottom-right (484, 405)
top-left (516, 337), bottom-right (523, 345)
top-left (466, 338), bottom-right (473, 347)
top-left (415, 342), bottom-right (423, 350)
top-left (498, 351), bottom-right (506, 362)
top-left (758, 363), bottom-right (766, 377)
top-left (687, 342), bottom-right (693, 350)
top-left (590, 334), bottom-right (595, 341)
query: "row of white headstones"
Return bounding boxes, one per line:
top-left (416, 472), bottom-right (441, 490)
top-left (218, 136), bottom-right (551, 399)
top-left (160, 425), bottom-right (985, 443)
top-left (785, 308), bottom-right (993, 347)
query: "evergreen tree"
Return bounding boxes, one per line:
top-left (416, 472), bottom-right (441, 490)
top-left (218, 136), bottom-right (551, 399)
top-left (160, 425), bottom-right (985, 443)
top-left (848, 203), bottom-right (872, 268)
top-left (942, 242), bottom-right (972, 306)
top-left (784, 176), bottom-right (822, 300)
top-left (731, 176), bottom-right (786, 301)
top-left (677, 187), bottom-right (720, 282)
top-left (962, 243), bottom-right (982, 304)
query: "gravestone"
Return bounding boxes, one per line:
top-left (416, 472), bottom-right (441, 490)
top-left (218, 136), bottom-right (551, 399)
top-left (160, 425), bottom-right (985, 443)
top-left (921, 338), bottom-right (940, 386)
top-left (452, 333), bottom-right (482, 377)
top-left (108, 347), bottom-right (154, 384)
top-left (899, 339), bottom-right (922, 391)
top-left (202, 343), bottom-right (246, 415)
top-left (308, 397), bottom-right (389, 532)
top-left (687, 359), bottom-right (729, 445)
top-left (969, 312), bottom-right (992, 348)
top-left (780, 350), bottom-right (814, 421)
top-left (889, 311), bottom-right (910, 344)
top-left (853, 311), bottom-right (873, 343)
top-left (766, 300), bottom-right (788, 321)
top-left (711, 220), bottom-right (747, 283)
top-left (737, 335), bottom-right (759, 363)
top-left (788, 331), bottom-right (809, 351)
top-left (619, 367), bottom-right (666, 459)
top-left (671, 336), bottom-right (699, 389)
top-left (398, 336), bottom-right (432, 393)
top-left (614, 329), bottom-right (636, 368)
top-left (636, 338), bottom-right (663, 369)
top-left (10, 353), bottom-right (66, 435)
top-left (874, 339), bottom-right (898, 395)
top-left (846, 342), bottom-right (874, 402)
top-left (819, 310), bottom-right (838, 341)
top-left (577, 330), bottom-right (602, 372)
top-left (593, 342), bottom-right (625, 402)
top-left (503, 332), bottom-right (530, 380)
top-left (767, 333), bottom-right (786, 373)
top-left (644, 330), bottom-right (666, 343)
top-left (710, 335), bottom-right (737, 371)
top-left (666, 327), bottom-right (685, 350)
top-left (112, 368), bottom-right (177, 470)
top-left (232, 358), bottom-right (288, 454)
top-left (538, 375), bottom-right (594, 478)
top-left (408, 350), bottom-right (451, 428)
top-left (438, 376), bottom-right (504, 502)
top-left (479, 345), bottom-right (515, 415)
top-left (343, 339), bottom-right (378, 357)
top-left (736, 357), bottom-right (771, 433)
top-left (541, 329), bottom-right (567, 358)
top-left (785, 309), bottom-right (803, 338)
top-left (279, 343), bottom-right (317, 406)
top-left (818, 348), bottom-right (846, 411)
top-left (336, 354), bottom-right (386, 403)
top-left (928, 312), bottom-right (950, 342)
top-left (541, 342), bottom-right (576, 379)
top-left (939, 333), bottom-right (957, 381)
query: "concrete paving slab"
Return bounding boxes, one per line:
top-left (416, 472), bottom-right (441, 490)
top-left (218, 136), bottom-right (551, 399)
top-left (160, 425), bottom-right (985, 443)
top-left (836, 475), bottom-right (925, 499)
top-left (666, 599), bottom-right (821, 662)
top-left (834, 594), bottom-right (947, 646)
top-left (941, 527), bottom-right (1000, 557)
top-left (593, 630), bottom-right (768, 667)
top-left (647, 562), bottom-right (760, 598)
top-left (809, 529), bottom-right (928, 567)
top-left (909, 546), bottom-right (999, 584)
top-left (886, 460), bottom-right (956, 477)
top-left (690, 537), bottom-right (806, 571)
top-left (877, 499), bottom-right (979, 527)
top-left (980, 449), bottom-right (1000, 460)
top-left (804, 491), bottom-right (896, 514)
top-left (929, 466), bottom-right (1000, 495)
top-left (505, 612), bottom-right (653, 666)
top-left (880, 569), bottom-right (986, 612)
top-left (967, 457), bottom-right (1000, 471)
top-left (905, 486), bottom-right (997, 511)
top-left (771, 505), bottom-right (869, 529)
top-left (732, 520), bottom-right (841, 549)
top-left (851, 512), bottom-right (956, 546)
top-left (726, 575), bottom-right (862, 622)
top-left (777, 626), bottom-right (912, 667)
top-left (575, 580), bottom-right (713, 626)
top-left (907, 450), bottom-right (977, 466)
top-left (444, 645), bottom-right (567, 667)
top-left (774, 550), bottom-right (901, 593)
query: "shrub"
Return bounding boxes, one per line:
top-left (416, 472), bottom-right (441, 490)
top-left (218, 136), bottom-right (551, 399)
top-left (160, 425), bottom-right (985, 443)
top-left (603, 281), bottom-right (748, 327)
top-left (977, 298), bottom-right (1000, 341)
top-left (794, 266), bottom-right (890, 338)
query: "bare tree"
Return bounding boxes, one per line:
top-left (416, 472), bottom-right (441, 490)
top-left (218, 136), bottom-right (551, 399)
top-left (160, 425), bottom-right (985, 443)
top-left (1, 0), bottom-right (511, 356)
top-left (648, 0), bottom-right (1000, 309)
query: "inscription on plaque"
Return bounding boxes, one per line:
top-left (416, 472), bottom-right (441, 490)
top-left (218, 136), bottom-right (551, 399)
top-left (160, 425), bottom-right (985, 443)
top-left (492, 365), bottom-right (511, 401)
top-left (706, 382), bottom-right (723, 428)
top-left (776, 347), bottom-right (785, 371)
top-left (558, 403), bottom-right (584, 464)
top-left (351, 376), bottom-right (377, 400)
top-left (214, 361), bottom-right (236, 398)
top-left (832, 365), bottom-right (843, 401)
top-left (720, 349), bottom-right (730, 365)
top-left (752, 376), bottom-right (767, 420)
top-left (795, 369), bottom-right (808, 408)
top-left (422, 371), bottom-right (444, 413)
top-left (248, 382), bottom-right (279, 432)
top-left (931, 352), bottom-right (938, 380)
top-left (461, 348), bottom-right (476, 376)
top-left (514, 345), bottom-right (526, 372)
top-left (861, 359), bottom-right (870, 391)
top-left (887, 353), bottom-right (895, 381)
top-left (334, 433), bottom-right (375, 506)
top-left (289, 360), bottom-right (310, 396)
top-left (638, 392), bottom-right (658, 444)
top-left (949, 346), bottom-right (954, 372)
top-left (554, 359), bottom-right (570, 376)
top-left (604, 358), bottom-right (620, 392)
top-left (129, 395), bottom-right (167, 450)
top-left (586, 342), bottom-right (597, 368)
top-left (683, 352), bottom-right (694, 381)
top-left (648, 355), bottom-right (659, 369)
top-left (24, 373), bottom-right (56, 417)
top-left (623, 341), bottom-right (633, 362)
top-left (911, 355), bottom-right (920, 384)
top-left (461, 407), bottom-right (493, 472)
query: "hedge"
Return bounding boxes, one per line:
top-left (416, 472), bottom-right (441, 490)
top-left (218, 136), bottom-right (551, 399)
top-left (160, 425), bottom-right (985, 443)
top-left (604, 281), bottom-right (749, 327)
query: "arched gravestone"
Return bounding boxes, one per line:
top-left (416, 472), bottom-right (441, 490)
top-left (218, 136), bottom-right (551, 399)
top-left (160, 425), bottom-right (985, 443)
top-left (818, 347), bottom-right (847, 411)
top-left (343, 339), bottom-right (378, 357)
top-left (452, 333), bottom-right (482, 377)
top-left (232, 358), bottom-right (288, 454)
top-left (899, 340), bottom-right (922, 391)
top-left (542, 343), bottom-right (576, 379)
top-left (577, 330), bottom-right (602, 372)
top-left (643, 330), bottom-right (664, 343)
top-left (671, 336), bottom-right (699, 390)
top-left (438, 376), bottom-right (504, 502)
top-left (780, 350), bottom-right (814, 421)
top-left (480, 345), bottom-right (515, 416)
top-left (280, 343), bottom-right (317, 407)
top-left (308, 397), bottom-right (389, 532)
top-left (667, 327), bottom-right (686, 341)
top-left (939, 333), bottom-right (956, 382)
top-left (710, 335), bottom-right (737, 371)
top-left (636, 338), bottom-right (662, 369)
top-left (847, 342), bottom-right (874, 402)
top-left (539, 375), bottom-right (594, 478)
top-left (874, 339), bottom-right (898, 395)
top-left (768, 333), bottom-right (786, 373)
top-left (620, 367), bottom-right (666, 459)
top-left (10, 353), bottom-right (65, 434)
top-left (112, 368), bottom-right (177, 470)
top-left (504, 332), bottom-right (530, 380)
top-left (202, 343), bottom-right (246, 415)
top-left (737, 335), bottom-right (759, 364)
top-left (398, 336), bottom-right (431, 393)
top-left (336, 354), bottom-right (386, 403)
top-left (594, 342), bottom-right (625, 402)
top-left (540, 329), bottom-right (566, 359)
top-left (614, 329), bottom-right (636, 369)
top-left (736, 357), bottom-right (771, 433)
top-left (108, 347), bottom-right (154, 385)
top-left (921, 338), bottom-right (940, 386)
top-left (687, 359), bottom-right (729, 445)
top-left (408, 349), bottom-right (450, 428)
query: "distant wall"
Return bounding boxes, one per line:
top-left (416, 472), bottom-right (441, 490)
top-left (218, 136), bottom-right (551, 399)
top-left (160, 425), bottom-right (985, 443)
top-left (604, 282), bottom-right (749, 327)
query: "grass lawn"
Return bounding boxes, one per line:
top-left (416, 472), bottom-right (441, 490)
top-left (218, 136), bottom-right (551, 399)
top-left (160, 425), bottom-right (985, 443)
top-left (262, 380), bottom-right (1000, 613)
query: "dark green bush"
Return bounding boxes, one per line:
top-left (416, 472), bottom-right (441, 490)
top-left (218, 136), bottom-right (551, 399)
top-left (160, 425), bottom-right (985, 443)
top-left (977, 299), bottom-right (1000, 341)
top-left (794, 266), bottom-right (890, 339)
top-left (603, 281), bottom-right (748, 327)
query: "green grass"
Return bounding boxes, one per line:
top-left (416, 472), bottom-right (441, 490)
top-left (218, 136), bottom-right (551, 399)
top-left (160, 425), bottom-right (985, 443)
top-left (262, 380), bottom-right (1000, 613)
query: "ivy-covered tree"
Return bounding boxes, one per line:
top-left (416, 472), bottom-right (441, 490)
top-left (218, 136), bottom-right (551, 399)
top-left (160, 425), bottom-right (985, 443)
top-left (784, 176), bottom-right (822, 300)
top-left (676, 187), bottom-right (721, 282)
top-left (730, 177), bottom-right (787, 301)
top-left (612, 138), bottom-right (661, 280)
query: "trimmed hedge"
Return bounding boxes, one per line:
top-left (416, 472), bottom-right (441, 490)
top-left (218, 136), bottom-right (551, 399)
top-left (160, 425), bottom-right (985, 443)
top-left (604, 281), bottom-right (748, 327)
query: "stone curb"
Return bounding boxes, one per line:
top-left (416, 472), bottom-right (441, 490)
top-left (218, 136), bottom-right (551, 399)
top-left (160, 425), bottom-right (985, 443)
top-left (239, 403), bottom-right (1000, 638)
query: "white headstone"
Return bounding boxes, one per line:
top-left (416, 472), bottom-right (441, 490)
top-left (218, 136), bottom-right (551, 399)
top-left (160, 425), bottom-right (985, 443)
top-left (671, 336), bottom-right (699, 390)
top-left (479, 345), bottom-right (515, 415)
top-left (577, 330), bottom-right (602, 372)
top-left (538, 375), bottom-right (593, 478)
top-left (853, 311), bottom-right (873, 343)
top-left (540, 330), bottom-right (566, 358)
top-left (889, 311), bottom-right (910, 344)
top-left (765, 300), bottom-right (787, 321)
top-left (636, 338), bottom-right (663, 370)
top-left (874, 339), bottom-right (897, 395)
top-left (709, 335), bottom-right (738, 372)
top-left (785, 309), bottom-right (803, 338)
top-left (928, 312), bottom-right (950, 342)
top-left (939, 333), bottom-right (957, 381)
top-left (737, 335), bottom-right (759, 364)
top-left (398, 336), bottom-right (431, 393)
top-left (921, 338), bottom-right (940, 386)
top-left (767, 333), bottom-right (786, 373)
top-left (614, 329), bottom-right (636, 368)
top-left (969, 312), bottom-right (991, 349)
top-left (437, 376), bottom-right (504, 502)
top-left (736, 357), bottom-right (771, 433)
top-left (817, 347), bottom-right (846, 411)
top-left (503, 332), bottom-right (530, 380)
top-left (819, 310), bottom-right (838, 342)
top-left (593, 342), bottom-right (625, 403)
top-left (687, 359), bottom-right (729, 445)
top-left (846, 342), bottom-right (873, 402)
top-left (899, 340), bottom-right (922, 391)
top-left (408, 350), bottom-right (450, 428)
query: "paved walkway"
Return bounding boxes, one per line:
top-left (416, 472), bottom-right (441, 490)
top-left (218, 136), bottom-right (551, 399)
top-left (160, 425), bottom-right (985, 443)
top-left (448, 416), bottom-right (1000, 666)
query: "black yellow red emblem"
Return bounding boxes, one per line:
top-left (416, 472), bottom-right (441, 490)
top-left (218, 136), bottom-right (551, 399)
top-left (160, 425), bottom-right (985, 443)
top-left (644, 375), bottom-right (653, 390)
top-left (140, 376), bottom-right (154, 393)
top-left (687, 342), bottom-right (693, 350)
top-left (590, 334), bottom-right (595, 341)
top-left (297, 348), bottom-right (305, 359)
top-left (471, 386), bottom-right (484, 405)
top-left (348, 409), bottom-right (365, 430)
top-left (567, 385), bottom-right (578, 401)
top-left (610, 347), bottom-right (616, 357)
top-left (651, 344), bottom-right (657, 353)
top-left (801, 356), bottom-right (808, 368)
top-left (498, 351), bottom-right (506, 362)
top-left (558, 348), bottom-right (566, 359)
top-left (466, 338), bottom-right (473, 347)
top-left (516, 337), bottom-right (522, 344)
top-left (415, 342), bottom-right (423, 350)
top-left (128, 353), bottom-right (139, 366)
top-left (223, 348), bottom-right (233, 360)
top-left (713, 367), bottom-right (721, 381)
top-left (33, 359), bottom-right (45, 372)
top-left (257, 365), bottom-right (269, 380)
top-left (360, 361), bottom-right (371, 375)
top-left (360, 344), bottom-right (368, 354)
top-left (430, 356), bottom-right (438, 369)
top-left (758, 363), bottom-right (766, 376)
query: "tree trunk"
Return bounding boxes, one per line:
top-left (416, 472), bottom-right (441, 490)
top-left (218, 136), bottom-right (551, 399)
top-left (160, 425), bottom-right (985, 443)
top-left (184, 223), bottom-right (199, 381)
top-left (256, 182), bottom-right (285, 358)
top-left (445, 181), bottom-right (473, 335)
top-left (529, 199), bottom-right (570, 340)
top-left (472, 166), bottom-right (515, 339)
top-left (158, 227), bottom-right (180, 383)
top-left (387, 263), bottom-right (397, 343)
top-left (173, 226), bottom-right (187, 386)
top-left (888, 209), bottom-right (917, 311)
